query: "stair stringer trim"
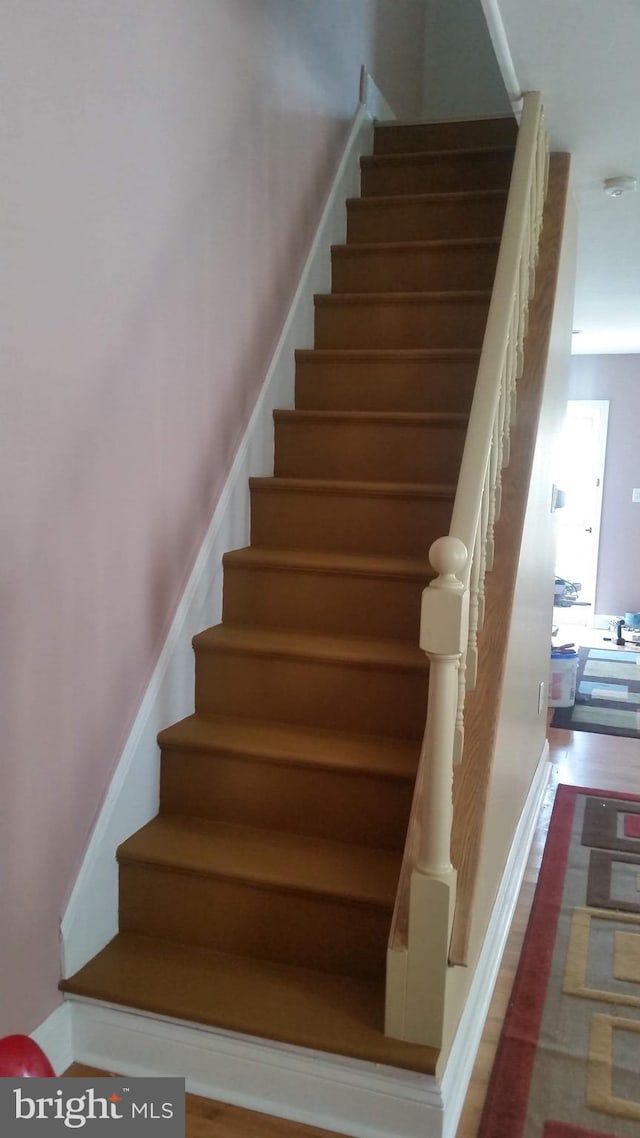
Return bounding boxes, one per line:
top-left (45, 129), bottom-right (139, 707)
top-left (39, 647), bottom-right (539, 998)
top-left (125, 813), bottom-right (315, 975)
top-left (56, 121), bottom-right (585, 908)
top-left (478, 0), bottom-right (523, 108)
top-left (60, 69), bottom-right (393, 981)
top-left (31, 1003), bottom-right (74, 1076)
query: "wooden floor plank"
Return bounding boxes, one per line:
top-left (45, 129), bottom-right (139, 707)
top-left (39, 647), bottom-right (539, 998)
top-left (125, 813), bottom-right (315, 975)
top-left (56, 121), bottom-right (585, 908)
top-left (64, 1065), bottom-right (338, 1138)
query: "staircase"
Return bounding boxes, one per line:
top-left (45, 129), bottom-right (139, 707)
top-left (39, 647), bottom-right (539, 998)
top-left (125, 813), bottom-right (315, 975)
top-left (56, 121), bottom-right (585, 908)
top-left (61, 115), bottom-right (517, 1075)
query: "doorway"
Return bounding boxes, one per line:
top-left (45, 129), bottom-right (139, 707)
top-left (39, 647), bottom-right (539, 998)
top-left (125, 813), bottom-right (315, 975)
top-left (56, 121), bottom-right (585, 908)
top-left (554, 399), bottom-right (609, 628)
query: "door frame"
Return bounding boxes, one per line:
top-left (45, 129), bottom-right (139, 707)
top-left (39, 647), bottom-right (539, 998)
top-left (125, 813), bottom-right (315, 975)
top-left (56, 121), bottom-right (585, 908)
top-left (556, 398), bottom-right (609, 617)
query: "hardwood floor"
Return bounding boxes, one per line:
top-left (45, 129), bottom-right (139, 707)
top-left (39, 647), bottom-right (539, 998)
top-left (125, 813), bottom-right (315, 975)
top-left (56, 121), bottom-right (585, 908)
top-left (64, 1064), bottom-right (337, 1138)
top-left (65, 725), bottom-right (640, 1138)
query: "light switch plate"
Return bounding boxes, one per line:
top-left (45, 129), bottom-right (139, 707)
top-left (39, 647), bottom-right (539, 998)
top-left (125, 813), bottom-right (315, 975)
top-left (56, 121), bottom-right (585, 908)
top-left (633, 488), bottom-right (640, 503)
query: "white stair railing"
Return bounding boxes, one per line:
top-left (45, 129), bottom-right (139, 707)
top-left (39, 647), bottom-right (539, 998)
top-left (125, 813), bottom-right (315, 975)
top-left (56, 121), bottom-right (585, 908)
top-left (386, 92), bottom-right (548, 1048)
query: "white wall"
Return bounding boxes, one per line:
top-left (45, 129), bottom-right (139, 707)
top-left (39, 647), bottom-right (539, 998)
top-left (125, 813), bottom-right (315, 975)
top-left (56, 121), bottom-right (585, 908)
top-left (422, 0), bottom-right (512, 120)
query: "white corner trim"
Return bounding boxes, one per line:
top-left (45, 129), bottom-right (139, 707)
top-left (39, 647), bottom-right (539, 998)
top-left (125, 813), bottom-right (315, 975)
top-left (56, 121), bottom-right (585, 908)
top-left (67, 1000), bottom-right (443, 1138)
top-left (61, 81), bottom-right (386, 981)
top-left (478, 0), bottom-right (523, 108)
top-left (31, 1003), bottom-right (74, 1076)
top-left (439, 740), bottom-right (550, 1138)
top-left (360, 65), bottom-right (396, 122)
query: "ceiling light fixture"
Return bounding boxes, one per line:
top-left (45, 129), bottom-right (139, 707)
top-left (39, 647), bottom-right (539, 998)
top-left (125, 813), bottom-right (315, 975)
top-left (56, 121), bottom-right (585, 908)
top-left (603, 176), bottom-right (637, 197)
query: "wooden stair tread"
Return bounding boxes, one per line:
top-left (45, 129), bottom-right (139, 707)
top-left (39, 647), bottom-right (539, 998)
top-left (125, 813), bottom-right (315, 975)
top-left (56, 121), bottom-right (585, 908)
top-left (361, 145), bottom-right (514, 168)
top-left (118, 817), bottom-right (400, 906)
top-left (314, 289), bottom-right (491, 306)
top-left (60, 933), bottom-right (438, 1074)
top-left (295, 347), bottom-right (481, 361)
top-left (376, 115), bottom-right (515, 126)
top-left (331, 237), bottom-right (500, 255)
top-left (374, 115), bottom-right (516, 127)
top-left (193, 624), bottom-right (427, 671)
top-left (347, 188), bottom-right (507, 208)
top-left (158, 713), bottom-right (420, 779)
top-left (249, 475), bottom-right (457, 499)
top-left (223, 546), bottom-right (432, 580)
top-left (273, 409), bottom-right (468, 425)
top-left (372, 117), bottom-right (517, 156)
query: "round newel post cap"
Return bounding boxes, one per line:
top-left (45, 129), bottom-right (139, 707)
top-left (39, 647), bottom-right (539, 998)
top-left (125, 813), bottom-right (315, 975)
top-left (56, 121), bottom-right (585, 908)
top-left (428, 536), bottom-right (468, 583)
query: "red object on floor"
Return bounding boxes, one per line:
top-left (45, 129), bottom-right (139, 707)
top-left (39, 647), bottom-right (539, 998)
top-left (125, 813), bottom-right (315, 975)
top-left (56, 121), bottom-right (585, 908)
top-left (0, 1035), bottom-right (55, 1077)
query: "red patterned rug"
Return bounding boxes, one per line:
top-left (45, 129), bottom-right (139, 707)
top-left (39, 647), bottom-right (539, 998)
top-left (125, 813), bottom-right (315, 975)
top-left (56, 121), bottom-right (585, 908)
top-left (478, 784), bottom-right (640, 1138)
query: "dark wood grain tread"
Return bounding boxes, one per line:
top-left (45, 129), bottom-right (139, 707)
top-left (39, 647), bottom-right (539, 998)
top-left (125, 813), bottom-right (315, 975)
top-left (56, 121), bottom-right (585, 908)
top-left (331, 237), bottom-right (501, 255)
top-left (118, 816), bottom-right (400, 907)
top-left (314, 290), bottom-right (491, 307)
top-left (375, 114), bottom-right (516, 127)
top-left (222, 546), bottom-right (432, 580)
top-left (249, 476), bottom-right (457, 500)
top-left (192, 625), bottom-right (427, 672)
top-left (295, 347), bottom-right (481, 361)
top-left (158, 713), bottom-right (420, 779)
top-left (60, 933), bottom-right (438, 1074)
top-left (347, 188), bottom-right (508, 208)
top-left (361, 145), bottom-right (514, 168)
top-left (273, 409), bottom-right (468, 425)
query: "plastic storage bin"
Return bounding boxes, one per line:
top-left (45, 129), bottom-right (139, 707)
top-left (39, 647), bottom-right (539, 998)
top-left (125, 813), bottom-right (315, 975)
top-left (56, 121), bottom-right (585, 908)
top-left (549, 649), bottom-right (578, 708)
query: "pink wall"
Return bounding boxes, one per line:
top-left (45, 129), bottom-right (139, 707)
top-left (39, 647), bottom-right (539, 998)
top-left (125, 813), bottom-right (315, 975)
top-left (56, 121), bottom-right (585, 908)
top-left (1, 0), bottom-right (427, 1035)
top-left (569, 354), bottom-right (640, 614)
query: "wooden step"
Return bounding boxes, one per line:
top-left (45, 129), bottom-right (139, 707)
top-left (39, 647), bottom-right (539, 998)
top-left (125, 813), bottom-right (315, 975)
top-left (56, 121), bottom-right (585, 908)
top-left (346, 190), bottom-right (507, 243)
top-left (222, 547), bottom-right (430, 641)
top-left (331, 238), bottom-right (499, 293)
top-left (360, 146), bottom-right (513, 197)
top-left (273, 409), bottom-right (468, 483)
top-left (314, 291), bottom-right (490, 350)
top-left (249, 476), bottom-right (455, 558)
top-left (158, 713), bottom-right (419, 848)
top-left (117, 817), bottom-right (399, 979)
top-left (294, 348), bottom-right (479, 413)
top-left (193, 625), bottom-right (428, 738)
top-left (60, 933), bottom-right (438, 1073)
top-left (373, 116), bottom-right (517, 155)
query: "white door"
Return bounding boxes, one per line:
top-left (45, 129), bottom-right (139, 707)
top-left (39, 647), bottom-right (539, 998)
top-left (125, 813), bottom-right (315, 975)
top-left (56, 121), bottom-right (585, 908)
top-left (555, 399), bottom-right (609, 619)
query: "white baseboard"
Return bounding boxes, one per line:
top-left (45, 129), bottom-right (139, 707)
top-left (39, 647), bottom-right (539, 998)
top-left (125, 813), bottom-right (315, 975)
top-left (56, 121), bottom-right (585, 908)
top-left (62, 1000), bottom-right (443, 1138)
top-left (439, 739), bottom-right (550, 1138)
top-left (60, 72), bottom-right (392, 980)
top-left (31, 1003), bottom-right (74, 1076)
top-left (478, 0), bottom-right (523, 108)
top-left (360, 65), bottom-right (396, 122)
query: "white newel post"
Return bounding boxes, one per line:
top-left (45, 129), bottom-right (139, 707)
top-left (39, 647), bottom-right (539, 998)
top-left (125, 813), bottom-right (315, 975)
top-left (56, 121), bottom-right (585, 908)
top-left (418, 535), bottom-right (469, 874)
top-left (401, 537), bottom-right (469, 1047)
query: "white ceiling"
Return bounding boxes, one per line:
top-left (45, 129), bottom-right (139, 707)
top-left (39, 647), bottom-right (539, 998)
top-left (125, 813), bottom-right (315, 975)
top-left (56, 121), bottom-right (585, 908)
top-left (491, 0), bottom-right (640, 354)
